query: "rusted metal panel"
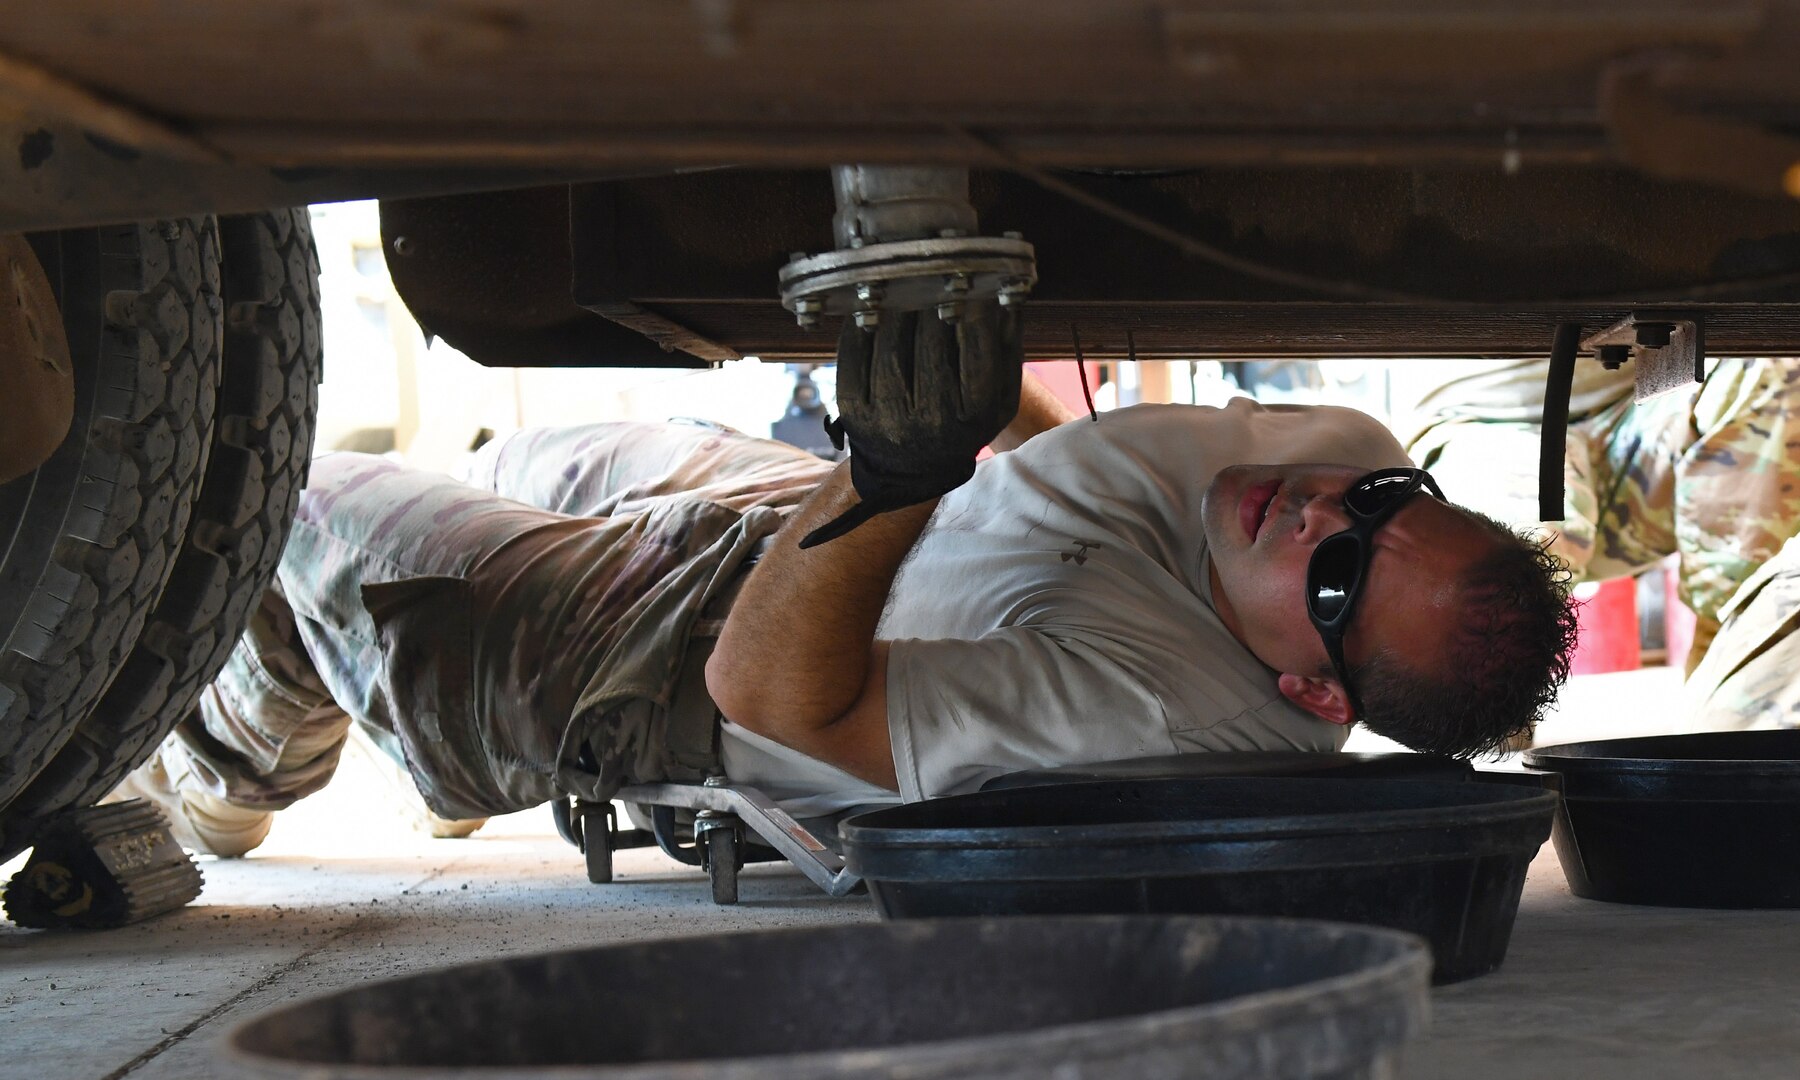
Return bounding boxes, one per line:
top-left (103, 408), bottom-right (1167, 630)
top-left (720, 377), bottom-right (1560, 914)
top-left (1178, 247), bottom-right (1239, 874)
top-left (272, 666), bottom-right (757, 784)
top-left (1159, 3), bottom-right (1762, 84)
top-left (565, 167), bottom-right (1800, 306)
top-left (1603, 62), bottom-right (1800, 201)
top-left (382, 186), bottom-right (716, 368)
top-left (0, 0), bottom-right (1796, 178)
top-left (0, 116), bottom-right (621, 232)
top-left (0, 50), bottom-right (222, 162)
top-left (651, 300), bottom-right (1800, 360)
top-left (394, 167), bottom-right (1800, 365)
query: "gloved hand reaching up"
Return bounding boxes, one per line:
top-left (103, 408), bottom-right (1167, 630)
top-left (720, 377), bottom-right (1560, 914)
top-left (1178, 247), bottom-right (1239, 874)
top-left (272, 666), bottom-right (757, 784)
top-left (801, 300), bottom-right (1024, 548)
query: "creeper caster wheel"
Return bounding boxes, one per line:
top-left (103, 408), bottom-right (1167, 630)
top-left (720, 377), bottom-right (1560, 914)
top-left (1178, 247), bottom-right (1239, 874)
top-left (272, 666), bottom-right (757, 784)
top-left (701, 819), bottom-right (742, 905)
top-left (579, 802), bottom-right (616, 884)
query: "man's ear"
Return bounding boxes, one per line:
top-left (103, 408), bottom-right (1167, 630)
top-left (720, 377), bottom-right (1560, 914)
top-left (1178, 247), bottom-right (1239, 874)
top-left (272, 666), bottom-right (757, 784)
top-left (1277, 672), bottom-right (1356, 726)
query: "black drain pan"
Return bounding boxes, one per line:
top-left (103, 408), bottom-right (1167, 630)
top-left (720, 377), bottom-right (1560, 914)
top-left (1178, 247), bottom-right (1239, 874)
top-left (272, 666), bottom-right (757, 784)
top-left (1526, 730), bottom-right (1800, 908)
top-left (227, 916), bottom-right (1431, 1080)
top-left (980, 750), bottom-right (1473, 790)
top-left (840, 777), bottom-right (1556, 984)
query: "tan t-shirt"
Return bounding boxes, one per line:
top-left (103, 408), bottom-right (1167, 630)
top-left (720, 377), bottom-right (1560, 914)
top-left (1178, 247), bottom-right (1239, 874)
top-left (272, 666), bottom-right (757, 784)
top-left (720, 398), bottom-right (1413, 815)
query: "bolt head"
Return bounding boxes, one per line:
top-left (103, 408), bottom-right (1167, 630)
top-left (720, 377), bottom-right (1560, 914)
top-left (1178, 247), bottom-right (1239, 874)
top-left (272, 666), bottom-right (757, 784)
top-left (936, 301), bottom-right (963, 324)
top-left (792, 295), bottom-right (824, 329)
top-left (942, 273), bottom-right (971, 295)
top-left (1634, 322), bottom-right (1675, 349)
top-left (788, 251), bottom-right (808, 262)
top-left (997, 278), bottom-right (1032, 307)
top-left (854, 308), bottom-right (881, 329)
top-left (855, 282), bottom-right (883, 303)
top-left (391, 235), bottom-right (414, 257)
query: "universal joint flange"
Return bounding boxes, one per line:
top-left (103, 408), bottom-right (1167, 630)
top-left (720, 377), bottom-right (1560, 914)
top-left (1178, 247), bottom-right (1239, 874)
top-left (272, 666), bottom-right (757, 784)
top-left (779, 165), bottom-right (1037, 329)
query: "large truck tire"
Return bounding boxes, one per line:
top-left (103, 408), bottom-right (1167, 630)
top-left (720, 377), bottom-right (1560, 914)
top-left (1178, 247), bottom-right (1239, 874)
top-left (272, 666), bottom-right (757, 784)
top-left (1, 211), bottom-right (322, 859)
top-left (0, 219), bottom-right (223, 847)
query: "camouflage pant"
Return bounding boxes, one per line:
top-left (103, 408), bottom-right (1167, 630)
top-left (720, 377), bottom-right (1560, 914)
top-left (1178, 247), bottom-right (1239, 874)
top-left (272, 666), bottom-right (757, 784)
top-left (1410, 357), bottom-right (1800, 727)
top-left (113, 421), bottom-right (830, 854)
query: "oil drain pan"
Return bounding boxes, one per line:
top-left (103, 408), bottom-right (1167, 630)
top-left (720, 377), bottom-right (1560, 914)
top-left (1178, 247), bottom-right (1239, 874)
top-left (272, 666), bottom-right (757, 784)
top-left (226, 915), bottom-right (1430, 1080)
top-left (979, 749), bottom-right (1473, 790)
top-left (1526, 730), bottom-right (1800, 907)
top-left (840, 776), bottom-right (1556, 983)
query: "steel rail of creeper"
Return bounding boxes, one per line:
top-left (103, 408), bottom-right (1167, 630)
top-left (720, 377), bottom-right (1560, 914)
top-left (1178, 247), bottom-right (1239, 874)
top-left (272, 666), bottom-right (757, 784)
top-left (615, 781), bottom-right (862, 897)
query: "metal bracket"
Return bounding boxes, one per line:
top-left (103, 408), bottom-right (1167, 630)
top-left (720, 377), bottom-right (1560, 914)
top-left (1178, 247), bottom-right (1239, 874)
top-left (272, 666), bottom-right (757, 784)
top-left (616, 781), bottom-right (862, 897)
top-left (583, 300), bottom-right (740, 364)
top-left (1580, 311), bottom-right (1706, 403)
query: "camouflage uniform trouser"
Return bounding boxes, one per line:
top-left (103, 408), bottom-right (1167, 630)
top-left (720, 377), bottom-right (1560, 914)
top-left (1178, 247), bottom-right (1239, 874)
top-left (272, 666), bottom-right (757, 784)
top-left (1409, 357), bottom-right (1800, 730)
top-left (112, 421), bottom-right (830, 855)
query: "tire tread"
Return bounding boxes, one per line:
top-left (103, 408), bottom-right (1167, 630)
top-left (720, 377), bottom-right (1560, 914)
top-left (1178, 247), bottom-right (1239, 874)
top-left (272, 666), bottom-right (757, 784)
top-left (0, 219), bottom-right (221, 836)
top-left (5, 211), bottom-right (322, 841)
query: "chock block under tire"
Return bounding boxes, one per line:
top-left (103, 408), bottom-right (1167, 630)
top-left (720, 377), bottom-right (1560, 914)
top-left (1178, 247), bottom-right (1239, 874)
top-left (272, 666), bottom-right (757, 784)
top-left (2, 799), bottom-right (202, 929)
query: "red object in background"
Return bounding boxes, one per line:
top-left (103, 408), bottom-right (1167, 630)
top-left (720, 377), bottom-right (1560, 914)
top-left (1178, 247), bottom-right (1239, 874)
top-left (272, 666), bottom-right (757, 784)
top-left (1025, 360), bottom-right (1103, 418)
top-left (1569, 576), bottom-right (1642, 675)
top-left (980, 361), bottom-right (1103, 460)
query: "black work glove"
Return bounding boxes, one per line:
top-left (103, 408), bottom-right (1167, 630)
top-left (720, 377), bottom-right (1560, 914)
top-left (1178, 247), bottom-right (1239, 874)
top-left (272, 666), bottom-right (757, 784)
top-left (801, 299), bottom-right (1024, 548)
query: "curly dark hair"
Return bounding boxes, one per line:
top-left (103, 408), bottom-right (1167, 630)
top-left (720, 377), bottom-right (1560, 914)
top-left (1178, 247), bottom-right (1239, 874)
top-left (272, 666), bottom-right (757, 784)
top-left (1353, 513), bottom-right (1580, 758)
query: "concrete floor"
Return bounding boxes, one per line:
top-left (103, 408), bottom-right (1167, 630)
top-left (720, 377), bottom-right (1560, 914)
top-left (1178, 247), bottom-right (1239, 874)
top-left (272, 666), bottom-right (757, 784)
top-left (6, 667), bottom-right (1798, 1080)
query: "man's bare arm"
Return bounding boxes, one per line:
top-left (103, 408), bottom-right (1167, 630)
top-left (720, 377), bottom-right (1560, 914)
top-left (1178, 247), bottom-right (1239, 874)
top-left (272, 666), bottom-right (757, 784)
top-left (989, 370), bottom-right (1078, 453)
top-left (707, 302), bottom-right (1023, 790)
top-left (705, 464), bottom-right (931, 790)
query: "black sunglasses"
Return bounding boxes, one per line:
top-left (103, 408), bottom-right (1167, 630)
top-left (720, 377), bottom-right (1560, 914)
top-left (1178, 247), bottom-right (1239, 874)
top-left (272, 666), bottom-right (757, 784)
top-left (1305, 467), bottom-right (1446, 720)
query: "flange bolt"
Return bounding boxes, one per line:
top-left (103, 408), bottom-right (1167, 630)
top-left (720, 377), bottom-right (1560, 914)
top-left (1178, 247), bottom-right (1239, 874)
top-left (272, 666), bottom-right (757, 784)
top-left (793, 295), bottom-right (823, 330)
top-left (997, 277), bottom-right (1033, 307)
top-left (853, 282), bottom-right (884, 329)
